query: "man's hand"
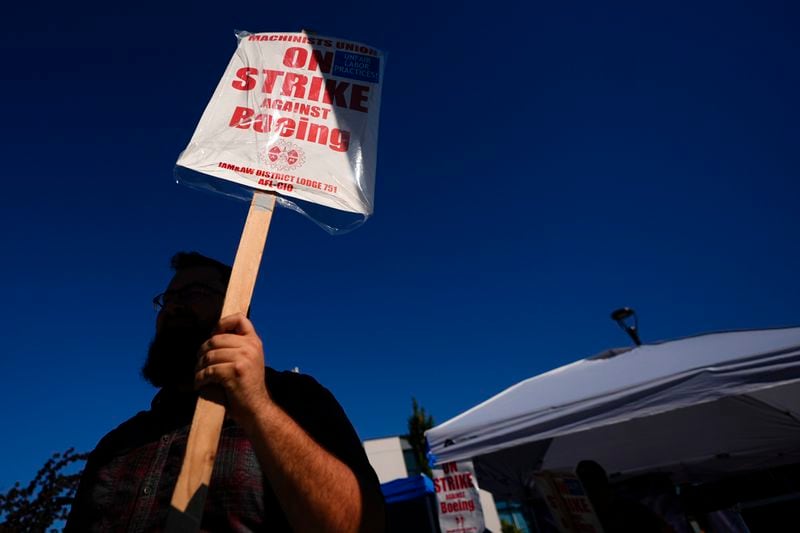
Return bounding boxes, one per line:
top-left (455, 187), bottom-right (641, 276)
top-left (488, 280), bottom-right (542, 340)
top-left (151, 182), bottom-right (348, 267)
top-left (196, 313), bottom-right (383, 532)
top-left (195, 313), bottom-right (270, 426)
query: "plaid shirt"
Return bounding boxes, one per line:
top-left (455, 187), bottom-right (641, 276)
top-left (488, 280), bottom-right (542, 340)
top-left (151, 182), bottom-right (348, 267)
top-left (66, 368), bottom-right (382, 532)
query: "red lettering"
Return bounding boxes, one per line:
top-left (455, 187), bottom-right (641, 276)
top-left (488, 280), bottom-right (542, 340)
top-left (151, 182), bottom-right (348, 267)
top-left (252, 113), bottom-right (271, 133)
top-left (562, 496), bottom-right (591, 514)
top-left (309, 50), bottom-right (333, 73)
top-left (232, 67), bottom-right (257, 91)
top-left (276, 117), bottom-right (295, 137)
top-left (547, 495), bottom-right (559, 509)
top-left (350, 84), bottom-right (370, 112)
top-left (329, 129), bottom-right (350, 152)
top-left (227, 106), bottom-right (349, 153)
top-left (283, 47), bottom-right (308, 68)
top-left (308, 77), bottom-right (324, 101)
top-left (281, 47), bottom-right (334, 74)
top-left (281, 73), bottom-right (308, 98)
top-left (324, 79), bottom-right (349, 107)
top-left (229, 106), bottom-right (254, 128)
top-left (261, 70), bottom-right (285, 93)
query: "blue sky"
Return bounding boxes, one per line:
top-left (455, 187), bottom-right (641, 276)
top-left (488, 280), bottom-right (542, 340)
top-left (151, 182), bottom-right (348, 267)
top-left (1, 0), bottom-right (798, 491)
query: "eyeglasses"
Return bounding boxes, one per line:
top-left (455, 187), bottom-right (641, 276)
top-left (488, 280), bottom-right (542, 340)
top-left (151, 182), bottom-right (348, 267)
top-left (152, 284), bottom-right (225, 311)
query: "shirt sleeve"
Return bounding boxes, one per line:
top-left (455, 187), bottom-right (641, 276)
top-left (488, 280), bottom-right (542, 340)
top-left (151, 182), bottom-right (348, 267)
top-left (63, 411), bottom-right (150, 532)
top-left (64, 448), bottom-right (101, 531)
top-left (267, 369), bottom-right (384, 504)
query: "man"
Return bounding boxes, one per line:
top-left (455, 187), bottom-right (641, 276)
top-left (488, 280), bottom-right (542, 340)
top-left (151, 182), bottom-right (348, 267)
top-left (66, 252), bottom-right (385, 532)
top-left (576, 460), bottom-right (674, 533)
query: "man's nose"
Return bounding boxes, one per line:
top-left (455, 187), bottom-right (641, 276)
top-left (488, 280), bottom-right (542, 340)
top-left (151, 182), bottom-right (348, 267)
top-left (157, 300), bottom-right (198, 324)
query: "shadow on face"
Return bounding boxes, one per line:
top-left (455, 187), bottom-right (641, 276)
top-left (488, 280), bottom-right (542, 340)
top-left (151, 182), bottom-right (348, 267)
top-left (143, 266), bottom-right (227, 389)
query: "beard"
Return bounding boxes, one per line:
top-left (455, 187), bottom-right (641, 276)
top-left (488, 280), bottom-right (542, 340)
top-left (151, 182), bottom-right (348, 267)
top-left (142, 311), bottom-right (215, 388)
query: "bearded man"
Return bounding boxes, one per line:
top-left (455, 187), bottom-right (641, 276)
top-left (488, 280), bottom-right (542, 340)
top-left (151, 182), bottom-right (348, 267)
top-left (66, 252), bottom-right (384, 532)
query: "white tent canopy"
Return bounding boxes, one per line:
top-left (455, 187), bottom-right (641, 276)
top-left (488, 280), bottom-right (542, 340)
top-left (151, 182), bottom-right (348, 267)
top-left (426, 327), bottom-right (800, 496)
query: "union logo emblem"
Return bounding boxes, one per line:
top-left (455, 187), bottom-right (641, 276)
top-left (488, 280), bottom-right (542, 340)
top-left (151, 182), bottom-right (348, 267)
top-left (261, 140), bottom-right (306, 171)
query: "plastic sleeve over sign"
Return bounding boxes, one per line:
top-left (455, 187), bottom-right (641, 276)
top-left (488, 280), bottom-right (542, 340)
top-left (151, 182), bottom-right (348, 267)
top-left (175, 30), bottom-right (385, 234)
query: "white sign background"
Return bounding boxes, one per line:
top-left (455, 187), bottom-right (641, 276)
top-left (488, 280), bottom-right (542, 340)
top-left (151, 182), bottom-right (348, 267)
top-left (177, 31), bottom-right (384, 215)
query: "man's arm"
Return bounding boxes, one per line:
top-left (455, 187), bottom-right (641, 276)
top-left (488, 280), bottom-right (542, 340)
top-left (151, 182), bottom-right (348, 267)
top-left (195, 313), bottom-right (384, 533)
top-left (64, 453), bottom-right (98, 531)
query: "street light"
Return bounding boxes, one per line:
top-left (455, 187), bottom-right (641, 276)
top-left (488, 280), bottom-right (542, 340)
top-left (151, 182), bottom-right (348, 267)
top-left (610, 307), bottom-right (642, 346)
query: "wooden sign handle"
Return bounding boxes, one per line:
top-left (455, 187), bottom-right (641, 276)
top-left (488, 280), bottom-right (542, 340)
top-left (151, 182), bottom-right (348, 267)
top-left (167, 191), bottom-right (277, 530)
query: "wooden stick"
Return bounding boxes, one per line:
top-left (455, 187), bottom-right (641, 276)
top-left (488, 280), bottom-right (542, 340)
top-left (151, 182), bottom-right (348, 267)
top-left (167, 191), bottom-right (277, 530)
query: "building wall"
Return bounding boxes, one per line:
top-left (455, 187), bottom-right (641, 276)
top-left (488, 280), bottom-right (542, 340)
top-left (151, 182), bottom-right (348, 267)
top-left (479, 489), bottom-right (502, 533)
top-left (363, 436), bottom-right (410, 484)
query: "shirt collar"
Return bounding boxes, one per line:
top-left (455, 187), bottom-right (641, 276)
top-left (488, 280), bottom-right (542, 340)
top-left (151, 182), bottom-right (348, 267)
top-left (151, 387), bottom-right (198, 416)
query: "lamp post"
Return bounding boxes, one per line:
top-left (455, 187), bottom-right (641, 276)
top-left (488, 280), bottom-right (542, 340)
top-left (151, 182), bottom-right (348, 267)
top-left (610, 307), bottom-right (642, 346)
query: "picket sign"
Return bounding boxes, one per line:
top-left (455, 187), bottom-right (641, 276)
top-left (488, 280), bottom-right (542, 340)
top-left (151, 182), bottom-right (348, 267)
top-left (534, 471), bottom-right (605, 533)
top-left (431, 461), bottom-right (486, 533)
top-left (176, 31), bottom-right (384, 217)
top-left (166, 191), bottom-right (277, 530)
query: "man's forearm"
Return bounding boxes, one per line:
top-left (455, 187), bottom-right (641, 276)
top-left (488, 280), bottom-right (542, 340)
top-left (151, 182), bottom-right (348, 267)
top-left (194, 314), bottom-right (383, 531)
top-left (241, 401), bottom-right (382, 533)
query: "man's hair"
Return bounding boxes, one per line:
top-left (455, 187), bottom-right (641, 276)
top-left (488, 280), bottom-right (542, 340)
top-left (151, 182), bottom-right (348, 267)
top-left (576, 460), bottom-right (609, 487)
top-left (170, 251), bottom-right (232, 287)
